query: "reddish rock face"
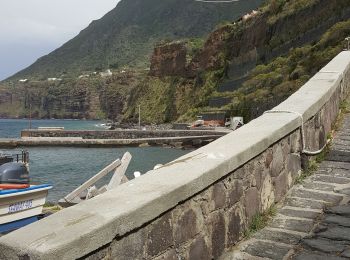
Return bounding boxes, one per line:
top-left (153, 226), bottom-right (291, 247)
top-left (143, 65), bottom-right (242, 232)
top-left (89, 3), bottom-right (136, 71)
top-left (149, 42), bottom-right (187, 77)
top-left (189, 25), bottom-right (233, 74)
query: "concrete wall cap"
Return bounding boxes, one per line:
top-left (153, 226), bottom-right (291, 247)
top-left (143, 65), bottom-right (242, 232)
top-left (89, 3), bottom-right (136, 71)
top-left (0, 51), bottom-right (349, 260)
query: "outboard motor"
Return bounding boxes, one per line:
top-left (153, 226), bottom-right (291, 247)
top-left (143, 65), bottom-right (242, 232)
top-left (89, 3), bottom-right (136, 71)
top-left (0, 156), bottom-right (13, 166)
top-left (0, 162), bottom-right (29, 185)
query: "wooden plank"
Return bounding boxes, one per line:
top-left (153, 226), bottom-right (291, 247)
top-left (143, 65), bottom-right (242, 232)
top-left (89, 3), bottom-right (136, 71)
top-left (107, 152), bottom-right (132, 190)
top-left (58, 197), bottom-right (82, 208)
top-left (86, 186), bottom-right (99, 200)
top-left (121, 175), bottom-right (129, 184)
top-left (64, 158), bottom-right (121, 202)
top-left (98, 185), bottom-right (108, 194)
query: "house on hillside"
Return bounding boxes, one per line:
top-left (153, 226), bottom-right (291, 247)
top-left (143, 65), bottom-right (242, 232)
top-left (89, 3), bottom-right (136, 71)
top-left (100, 69), bottom-right (113, 77)
top-left (47, 78), bottom-right (62, 82)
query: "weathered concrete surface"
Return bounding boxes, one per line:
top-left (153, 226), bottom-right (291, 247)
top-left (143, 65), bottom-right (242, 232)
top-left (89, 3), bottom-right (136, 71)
top-left (0, 135), bottom-right (221, 148)
top-left (0, 52), bottom-right (349, 259)
top-left (20, 129), bottom-right (226, 139)
top-left (221, 110), bottom-right (350, 260)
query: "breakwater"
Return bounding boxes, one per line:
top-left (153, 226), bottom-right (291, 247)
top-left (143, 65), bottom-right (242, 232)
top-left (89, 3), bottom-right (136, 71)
top-left (0, 129), bottom-right (228, 148)
top-left (20, 129), bottom-right (226, 139)
top-left (0, 51), bottom-right (349, 259)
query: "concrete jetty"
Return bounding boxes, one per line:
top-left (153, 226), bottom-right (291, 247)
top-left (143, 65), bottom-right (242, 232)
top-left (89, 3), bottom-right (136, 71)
top-left (0, 135), bottom-right (222, 148)
top-left (0, 129), bottom-right (228, 148)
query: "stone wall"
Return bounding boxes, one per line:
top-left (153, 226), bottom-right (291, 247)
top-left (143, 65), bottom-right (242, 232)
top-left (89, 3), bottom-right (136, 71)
top-left (0, 52), bottom-right (349, 260)
top-left (90, 131), bottom-right (302, 260)
top-left (21, 129), bottom-right (225, 139)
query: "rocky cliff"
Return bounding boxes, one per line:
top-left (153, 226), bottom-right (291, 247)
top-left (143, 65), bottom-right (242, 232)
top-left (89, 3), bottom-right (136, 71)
top-left (1, 0), bottom-right (350, 122)
top-left (0, 71), bottom-right (144, 119)
top-left (138, 0), bottom-right (350, 123)
top-left (6, 0), bottom-right (263, 81)
top-left (149, 42), bottom-right (187, 77)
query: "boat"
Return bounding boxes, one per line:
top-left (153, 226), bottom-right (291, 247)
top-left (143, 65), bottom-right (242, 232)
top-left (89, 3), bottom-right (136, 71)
top-left (0, 151), bottom-right (52, 234)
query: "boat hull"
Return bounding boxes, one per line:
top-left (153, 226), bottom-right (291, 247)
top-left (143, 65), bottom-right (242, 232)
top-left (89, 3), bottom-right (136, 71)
top-left (0, 216), bottom-right (39, 234)
top-left (0, 185), bottom-right (52, 227)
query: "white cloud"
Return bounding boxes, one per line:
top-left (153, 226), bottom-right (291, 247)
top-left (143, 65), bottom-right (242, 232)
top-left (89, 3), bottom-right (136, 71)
top-left (0, 0), bottom-right (119, 80)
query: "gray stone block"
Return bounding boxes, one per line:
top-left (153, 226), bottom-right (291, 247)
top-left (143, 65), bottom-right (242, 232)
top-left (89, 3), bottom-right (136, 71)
top-left (311, 174), bottom-right (350, 184)
top-left (210, 213), bottom-right (226, 259)
top-left (279, 208), bottom-right (321, 219)
top-left (327, 151), bottom-right (350, 163)
top-left (244, 187), bottom-right (260, 221)
top-left (324, 215), bottom-right (350, 227)
top-left (188, 237), bottom-right (210, 260)
top-left (285, 197), bottom-right (327, 210)
top-left (274, 170), bottom-right (290, 202)
top-left (243, 240), bottom-right (291, 260)
top-left (271, 145), bottom-right (284, 177)
top-left (153, 249), bottom-right (177, 260)
top-left (227, 180), bottom-right (243, 208)
top-left (270, 218), bottom-right (314, 233)
top-left (302, 237), bottom-right (348, 254)
top-left (303, 182), bottom-right (336, 192)
top-left (341, 249), bottom-right (350, 258)
top-left (146, 212), bottom-right (173, 257)
top-left (227, 207), bottom-right (242, 247)
top-left (174, 208), bottom-right (199, 245)
top-left (253, 229), bottom-right (302, 245)
top-left (110, 229), bottom-right (146, 259)
top-left (318, 226), bottom-right (350, 242)
top-left (292, 251), bottom-right (347, 260)
top-left (212, 182), bottom-right (226, 210)
top-left (319, 161), bottom-right (350, 170)
top-left (290, 189), bottom-right (343, 204)
top-left (325, 205), bottom-right (350, 217)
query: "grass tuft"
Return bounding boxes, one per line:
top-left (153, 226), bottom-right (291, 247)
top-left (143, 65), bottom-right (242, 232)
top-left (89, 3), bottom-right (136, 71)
top-left (244, 205), bottom-right (277, 238)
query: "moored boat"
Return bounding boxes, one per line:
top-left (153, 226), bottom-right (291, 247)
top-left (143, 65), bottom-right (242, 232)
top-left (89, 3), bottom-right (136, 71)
top-left (0, 151), bottom-right (52, 234)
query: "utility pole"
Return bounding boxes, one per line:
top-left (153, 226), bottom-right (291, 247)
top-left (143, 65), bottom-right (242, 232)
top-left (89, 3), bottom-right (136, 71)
top-left (138, 105), bottom-right (141, 130)
top-left (29, 103), bottom-right (32, 129)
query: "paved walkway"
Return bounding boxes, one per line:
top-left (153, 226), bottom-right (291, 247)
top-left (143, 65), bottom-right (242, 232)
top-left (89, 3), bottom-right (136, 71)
top-left (220, 112), bottom-right (350, 259)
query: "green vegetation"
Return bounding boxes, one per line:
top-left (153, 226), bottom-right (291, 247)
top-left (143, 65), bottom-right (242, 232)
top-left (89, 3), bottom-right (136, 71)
top-left (227, 19), bottom-right (350, 122)
top-left (0, 70), bottom-right (145, 119)
top-left (1, 0), bottom-right (349, 123)
top-left (7, 0), bottom-right (263, 81)
top-left (185, 38), bottom-right (205, 61)
top-left (244, 205), bottom-right (277, 238)
top-left (129, 18), bottom-right (350, 123)
top-left (295, 159), bottom-right (318, 184)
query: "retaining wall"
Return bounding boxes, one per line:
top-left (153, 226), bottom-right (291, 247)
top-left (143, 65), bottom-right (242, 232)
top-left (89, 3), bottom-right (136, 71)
top-left (0, 52), bottom-right (349, 260)
top-left (20, 129), bottom-right (225, 140)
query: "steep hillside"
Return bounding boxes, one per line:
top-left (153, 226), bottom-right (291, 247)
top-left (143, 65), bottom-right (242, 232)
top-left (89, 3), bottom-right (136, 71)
top-left (2, 0), bottom-right (349, 122)
top-left (0, 71), bottom-right (144, 119)
top-left (7, 0), bottom-right (262, 80)
top-left (124, 0), bottom-right (350, 123)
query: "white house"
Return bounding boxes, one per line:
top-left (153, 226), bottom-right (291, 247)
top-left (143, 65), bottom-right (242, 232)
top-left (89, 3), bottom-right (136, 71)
top-left (100, 69), bottom-right (113, 77)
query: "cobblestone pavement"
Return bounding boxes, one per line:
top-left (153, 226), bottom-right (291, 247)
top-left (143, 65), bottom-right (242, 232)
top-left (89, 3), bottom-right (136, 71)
top-left (220, 113), bottom-right (350, 260)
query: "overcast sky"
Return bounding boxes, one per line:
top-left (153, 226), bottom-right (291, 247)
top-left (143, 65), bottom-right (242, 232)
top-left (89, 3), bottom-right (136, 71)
top-left (0, 0), bottom-right (119, 80)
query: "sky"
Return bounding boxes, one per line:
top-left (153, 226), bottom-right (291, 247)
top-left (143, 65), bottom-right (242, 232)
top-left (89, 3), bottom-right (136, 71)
top-left (0, 0), bottom-right (120, 80)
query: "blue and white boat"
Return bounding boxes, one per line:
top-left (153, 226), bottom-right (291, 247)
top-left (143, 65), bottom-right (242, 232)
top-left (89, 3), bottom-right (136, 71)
top-left (0, 151), bottom-right (52, 234)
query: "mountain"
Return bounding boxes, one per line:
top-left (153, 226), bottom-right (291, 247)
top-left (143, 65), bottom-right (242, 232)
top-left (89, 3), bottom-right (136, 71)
top-left (7, 0), bottom-right (263, 80)
top-left (1, 0), bottom-right (349, 122)
top-left (124, 0), bottom-right (350, 123)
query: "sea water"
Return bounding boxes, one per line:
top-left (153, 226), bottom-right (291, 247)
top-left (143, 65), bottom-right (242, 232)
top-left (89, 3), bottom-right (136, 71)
top-left (0, 119), bottom-right (191, 202)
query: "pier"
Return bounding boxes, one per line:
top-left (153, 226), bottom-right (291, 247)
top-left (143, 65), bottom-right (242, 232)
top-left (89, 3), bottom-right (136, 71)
top-left (0, 129), bottom-right (227, 148)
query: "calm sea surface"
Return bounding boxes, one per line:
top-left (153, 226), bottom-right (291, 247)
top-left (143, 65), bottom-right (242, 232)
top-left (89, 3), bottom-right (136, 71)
top-left (0, 119), bottom-right (191, 202)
